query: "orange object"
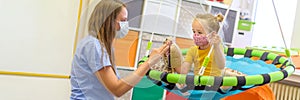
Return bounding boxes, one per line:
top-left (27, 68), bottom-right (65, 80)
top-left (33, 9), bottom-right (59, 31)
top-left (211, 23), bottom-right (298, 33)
top-left (291, 56), bottom-right (300, 69)
top-left (114, 31), bottom-right (138, 67)
top-left (221, 57), bottom-right (276, 100)
top-left (129, 38), bottom-right (138, 67)
top-left (221, 85), bottom-right (275, 100)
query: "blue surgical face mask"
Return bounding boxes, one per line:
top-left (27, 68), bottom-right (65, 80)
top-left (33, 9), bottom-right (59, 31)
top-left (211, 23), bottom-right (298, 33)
top-left (116, 21), bottom-right (129, 39)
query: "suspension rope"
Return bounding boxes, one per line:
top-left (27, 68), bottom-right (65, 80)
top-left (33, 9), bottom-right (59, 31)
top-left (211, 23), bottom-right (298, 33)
top-left (271, 0), bottom-right (293, 63)
top-left (145, 0), bottom-right (164, 56)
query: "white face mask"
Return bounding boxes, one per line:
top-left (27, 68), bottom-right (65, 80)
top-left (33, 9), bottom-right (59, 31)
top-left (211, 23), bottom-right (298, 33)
top-left (116, 21), bottom-right (129, 39)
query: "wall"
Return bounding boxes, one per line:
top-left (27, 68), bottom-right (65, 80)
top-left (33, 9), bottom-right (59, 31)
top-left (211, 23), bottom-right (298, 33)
top-left (291, 0), bottom-right (300, 48)
top-left (0, 0), bottom-right (79, 99)
top-left (251, 0), bottom-right (297, 48)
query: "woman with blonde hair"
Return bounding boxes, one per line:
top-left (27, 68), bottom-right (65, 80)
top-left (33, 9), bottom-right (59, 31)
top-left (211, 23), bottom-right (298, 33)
top-left (70, 0), bottom-right (170, 99)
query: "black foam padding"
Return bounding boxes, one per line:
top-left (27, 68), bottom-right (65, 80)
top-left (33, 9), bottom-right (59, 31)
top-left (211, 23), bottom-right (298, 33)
top-left (214, 76), bottom-right (223, 87)
top-left (260, 74), bottom-right (271, 85)
top-left (164, 83), bottom-right (176, 90)
top-left (155, 81), bottom-right (162, 86)
top-left (260, 52), bottom-right (269, 61)
top-left (186, 75), bottom-right (194, 85)
top-left (272, 56), bottom-right (281, 65)
top-left (230, 86), bottom-right (242, 91)
top-left (236, 76), bottom-right (246, 86)
top-left (198, 76), bottom-right (201, 85)
top-left (160, 72), bottom-right (169, 83)
top-left (280, 60), bottom-right (289, 69)
top-left (227, 48), bottom-right (234, 57)
top-left (244, 49), bottom-right (253, 58)
top-left (287, 64), bottom-right (296, 70)
top-left (281, 70), bottom-right (288, 79)
top-left (194, 86), bottom-right (205, 90)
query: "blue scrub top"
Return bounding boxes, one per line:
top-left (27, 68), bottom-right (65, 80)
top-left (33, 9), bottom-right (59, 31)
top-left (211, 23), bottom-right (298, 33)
top-left (70, 35), bottom-right (119, 100)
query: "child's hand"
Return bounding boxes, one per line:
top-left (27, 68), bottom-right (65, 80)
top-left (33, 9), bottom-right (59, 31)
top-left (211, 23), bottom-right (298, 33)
top-left (223, 68), bottom-right (246, 76)
top-left (208, 31), bottom-right (221, 45)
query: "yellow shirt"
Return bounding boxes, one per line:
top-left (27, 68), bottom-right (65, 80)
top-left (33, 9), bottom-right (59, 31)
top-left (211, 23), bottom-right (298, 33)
top-left (184, 45), bottom-right (222, 76)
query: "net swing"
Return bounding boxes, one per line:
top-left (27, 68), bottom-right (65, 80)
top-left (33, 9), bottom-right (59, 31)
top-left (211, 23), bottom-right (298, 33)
top-left (137, 0), bottom-right (296, 99)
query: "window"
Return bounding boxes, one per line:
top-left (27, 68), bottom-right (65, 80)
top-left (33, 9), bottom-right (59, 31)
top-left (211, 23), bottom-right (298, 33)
top-left (122, 0), bottom-right (144, 28)
top-left (176, 0), bottom-right (207, 38)
top-left (211, 6), bottom-right (238, 44)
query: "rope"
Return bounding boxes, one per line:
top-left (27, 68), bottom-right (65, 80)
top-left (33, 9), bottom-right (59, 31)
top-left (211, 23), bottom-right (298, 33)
top-left (271, 0), bottom-right (293, 64)
top-left (271, 0), bottom-right (288, 49)
top-left (145, 0), bottom-right (164, 56)
top-left (198, 0), bottom-right (234, 75)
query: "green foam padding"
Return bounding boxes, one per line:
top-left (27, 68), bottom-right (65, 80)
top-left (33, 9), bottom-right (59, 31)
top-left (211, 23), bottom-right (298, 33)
top-left (269, 71), bottom-right (284, 82)
top-left (222, 77), bottom-right (238, 86)
top-left (199, 76), bottom-right (214, 86)
top-left (167, 74), bottom-right (186, 84)
top-left (245, 75), bottom-right (263, 85)
top-left (149, 70), bottom-right (162, 81)
top-left (233, 48), bottom-right (247, 55)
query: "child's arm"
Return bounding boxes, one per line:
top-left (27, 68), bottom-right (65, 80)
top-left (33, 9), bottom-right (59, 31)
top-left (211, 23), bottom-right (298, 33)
top-left (213, 45), bottom-right (225, 70)
top-left (175, 62), bottom-right (191, 74)
top-left (209, 32), bottom-right (225, 70)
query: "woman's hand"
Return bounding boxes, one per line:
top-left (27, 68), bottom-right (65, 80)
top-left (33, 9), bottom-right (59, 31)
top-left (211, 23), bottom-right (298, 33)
top-left (147, 41), bottom-right (171, 68)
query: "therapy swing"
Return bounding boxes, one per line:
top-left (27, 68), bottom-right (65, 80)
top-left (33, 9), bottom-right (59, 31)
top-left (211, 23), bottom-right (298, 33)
top-left (137, 0), bottom-right (296, 99)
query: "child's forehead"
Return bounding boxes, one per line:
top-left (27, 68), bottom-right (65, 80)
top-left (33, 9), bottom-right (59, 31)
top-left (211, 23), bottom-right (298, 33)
top-left (192, 20), bottom-right (205, 27)
top-left (192, 23), bottom-right (205, 31)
